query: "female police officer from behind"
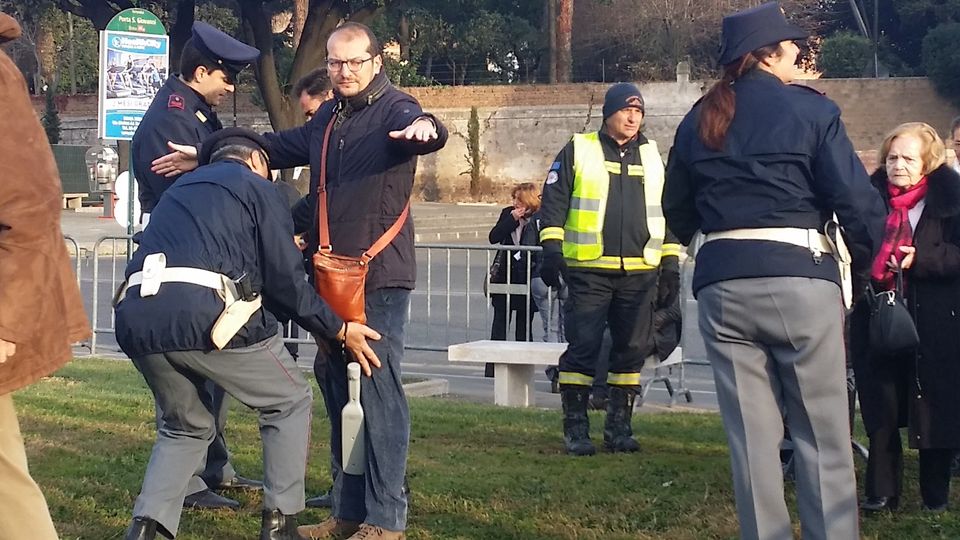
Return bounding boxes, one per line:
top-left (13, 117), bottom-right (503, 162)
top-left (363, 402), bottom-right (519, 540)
top-left (663, 3), bottom-right (886, 539)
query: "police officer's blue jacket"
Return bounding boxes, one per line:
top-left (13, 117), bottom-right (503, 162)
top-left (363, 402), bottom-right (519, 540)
top-left (663, 69), bottom-right (886, 295)
top-left (115, 160), bottom-right (343, 357)
top-left (261, 71), bottom-right (448, 293)
top-left (131, 76), bottom-right (222, 213)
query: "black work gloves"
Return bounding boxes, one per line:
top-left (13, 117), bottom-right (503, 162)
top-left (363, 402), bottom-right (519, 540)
top-left (657, 256), bottom-right (680, 309)
top-left (539, 240), bottom-right (567, 288)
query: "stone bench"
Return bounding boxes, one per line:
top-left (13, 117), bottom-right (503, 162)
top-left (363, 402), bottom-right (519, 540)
top-left (448, 340), bottom-right (566, 407)
top-left (62, 192), bottom-right (86, 210)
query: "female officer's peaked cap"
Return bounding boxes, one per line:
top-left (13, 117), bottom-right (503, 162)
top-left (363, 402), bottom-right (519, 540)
top-left (717, 2), bottom-right (808, 66)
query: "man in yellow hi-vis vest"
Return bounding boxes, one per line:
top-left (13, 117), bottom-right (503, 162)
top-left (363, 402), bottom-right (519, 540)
top-left (539, 83), bottom-right (682, 456)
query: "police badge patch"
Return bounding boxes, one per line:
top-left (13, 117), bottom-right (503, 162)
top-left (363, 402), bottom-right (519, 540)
top-left (167, 94), bottom-right (184, 110)
top-left (546, 171), bottom-right (559, 184)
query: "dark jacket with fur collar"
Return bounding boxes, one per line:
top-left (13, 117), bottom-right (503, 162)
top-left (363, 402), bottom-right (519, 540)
top-left (852, 163), bottom-right (960, 448)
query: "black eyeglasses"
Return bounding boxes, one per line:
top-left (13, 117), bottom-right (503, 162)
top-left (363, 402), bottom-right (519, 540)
top-left (325, 57), bottom-right (374, 73)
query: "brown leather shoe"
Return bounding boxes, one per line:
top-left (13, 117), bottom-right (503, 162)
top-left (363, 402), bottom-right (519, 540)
top-left (346, 523), bottom-right (405, 540)
top-left (297, 517), bottom-right (361, 540)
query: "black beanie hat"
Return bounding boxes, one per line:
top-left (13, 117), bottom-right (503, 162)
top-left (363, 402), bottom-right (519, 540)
top-left (602, 83), bottom-right (644, 120)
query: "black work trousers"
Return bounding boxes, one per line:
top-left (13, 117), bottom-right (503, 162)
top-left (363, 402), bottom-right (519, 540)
top-left (558, 269), bottom-right (657, 389)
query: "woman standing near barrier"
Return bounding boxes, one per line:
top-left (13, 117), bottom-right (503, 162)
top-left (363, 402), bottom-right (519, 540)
top-left (852, 122), bottom-right (960, 513)
top-left (485, 183), bottom-right (541, 376)
top-left (662, 3), bottom-right (886, 538)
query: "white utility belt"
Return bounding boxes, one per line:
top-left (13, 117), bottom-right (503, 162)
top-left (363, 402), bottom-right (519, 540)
top-left (703, 227), bottom-right (835, 260)
top-left (702, 224), bottom-right (853, 308)
top-left (117, 253), bottom-right (262, 350)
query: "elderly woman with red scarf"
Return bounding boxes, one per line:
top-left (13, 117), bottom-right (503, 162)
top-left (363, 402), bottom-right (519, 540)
top-left (851, 122), bottom-right (960, 513)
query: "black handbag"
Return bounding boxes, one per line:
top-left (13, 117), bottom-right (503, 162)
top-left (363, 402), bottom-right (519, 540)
top-left (866, 270), bottom-right (919, 355)
top-left (483, 249), bottom-right (508, 297)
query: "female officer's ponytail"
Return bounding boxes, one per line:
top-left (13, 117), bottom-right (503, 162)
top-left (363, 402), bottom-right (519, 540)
top-left (698, 43), bottom-right (783, 151)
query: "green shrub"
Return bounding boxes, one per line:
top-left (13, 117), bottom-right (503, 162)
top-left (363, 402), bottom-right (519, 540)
top-left (42, 88), bottom-right (61, 145)
top-left (923, 23), bottom-right (960, 107)
top-left (818, 32), bottom-right (873, 78)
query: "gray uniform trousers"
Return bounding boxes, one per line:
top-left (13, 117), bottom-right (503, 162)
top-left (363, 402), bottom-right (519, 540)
top-left (130, 333), bottom-right (312, 538)
top-left (698, 277), bottom-right (858, 540)
top-left (149, 380), bottom-right (237, 496)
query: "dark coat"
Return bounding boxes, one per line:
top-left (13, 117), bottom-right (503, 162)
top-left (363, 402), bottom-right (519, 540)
top-left (663, 69), bottom-right (886, 295)
top-left (488, 206), bottom-right (541, 284)
top-left (264, 71), bottom-right (448, 293)
top-left (131, 76), bottom-right (222, 213)
top-left (115, 160), bottom-right (343, 357)
top-left (851, 164), bottom-right (960, 449)
top-left (0, 13), bottom-right (90, 394)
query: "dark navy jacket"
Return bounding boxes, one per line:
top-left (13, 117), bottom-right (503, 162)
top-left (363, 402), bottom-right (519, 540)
top-left (663, 69), bottom-right (886, 294)
top-left (131, 76), bottom-right (222, 213)
top-left (115, 160), bottom-right (343, 357)
top-left (261, 71), bottom-right (448, 292)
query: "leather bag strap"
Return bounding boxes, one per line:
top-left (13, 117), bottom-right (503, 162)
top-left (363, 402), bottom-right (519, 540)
top-left (315, 112), bottom-right (410, 263)
top-left (317, 116), bottom-right (336, 249)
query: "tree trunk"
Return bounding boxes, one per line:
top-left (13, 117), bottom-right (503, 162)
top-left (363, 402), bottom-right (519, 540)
top-left (68, 12), bottom-right (77, 94)
top-left (292, 0), bottom-right (307, 48)
top-left (169, 0), bottom-right (195, 73)
top-left (37, 16), bottom-right (55, 87)
top-left (546, 0), bottom-right (556, 84)
top-left (424, 56), bottom-right (433, 78)
top-left (556, 0), bottom-right (573, 83)
top-left (399, 13), bottom-right (410, 61)
top-left (239, 0), bottom-right (297, 132)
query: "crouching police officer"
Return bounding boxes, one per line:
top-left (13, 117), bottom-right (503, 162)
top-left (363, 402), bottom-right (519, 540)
top-left (115, 128), bottom-right (381, 540)
top-left (539, 83), bottom-right (682, 456)
top-left (131, 21), bottom-right (262, 512)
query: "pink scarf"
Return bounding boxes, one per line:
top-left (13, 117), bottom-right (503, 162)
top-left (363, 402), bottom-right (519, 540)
top-left (870, 176), bottom-right (928, 289)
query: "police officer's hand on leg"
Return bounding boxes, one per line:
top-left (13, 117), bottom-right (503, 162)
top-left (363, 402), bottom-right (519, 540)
top-left (540, 240), bottom-right (567, 288)
top-left (339, 322), bottom-right (382, 376)
top-left (657, 257), bottom-right (680, 309)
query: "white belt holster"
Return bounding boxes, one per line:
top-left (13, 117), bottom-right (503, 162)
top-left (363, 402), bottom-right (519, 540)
top-left (117, 253), bottom-right (263, 350)
top-left (703, 222), bottom-right (853, 308)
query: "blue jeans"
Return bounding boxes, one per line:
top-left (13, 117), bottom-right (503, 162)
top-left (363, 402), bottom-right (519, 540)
top-left (320, 288), bottom-right (410, 531)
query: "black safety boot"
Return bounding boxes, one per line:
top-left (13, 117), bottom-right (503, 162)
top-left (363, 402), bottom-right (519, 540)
top-left (261, 509), bottom-right (308, 540)
top-left (603, 386), bottom-right (640, 452)
top-left (124, 517), bottom-right (158, 540)
top-left (561, 386), bottom-right (596, 456)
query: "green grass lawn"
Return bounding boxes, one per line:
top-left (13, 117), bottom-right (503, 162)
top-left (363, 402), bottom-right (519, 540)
top-left (13, 358), bottom-right (960, 539)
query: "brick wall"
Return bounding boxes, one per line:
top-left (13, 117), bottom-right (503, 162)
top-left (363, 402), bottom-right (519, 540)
top-left (39, 78), bottom-right (955, 199)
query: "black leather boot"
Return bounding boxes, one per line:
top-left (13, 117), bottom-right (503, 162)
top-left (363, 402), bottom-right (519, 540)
top-left (604, 386), bottom-right (640, 452)
top-left (561, 386), bottom-right (596, 456)
top-left (124, 517), bottom-right (157, 540)
top-left (260, 509), bottom-right (307, 540)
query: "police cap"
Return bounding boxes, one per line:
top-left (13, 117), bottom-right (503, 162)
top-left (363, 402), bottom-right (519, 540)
top-left (199, 127), bottom-right (270, 166)
top-left (717, 2), bottom-right (808, 66)
top-left (191, 22), bottom-right (260, 81)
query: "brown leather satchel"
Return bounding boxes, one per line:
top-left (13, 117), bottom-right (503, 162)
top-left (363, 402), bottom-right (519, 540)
top-left (311, 115), bottom-right (409, 324)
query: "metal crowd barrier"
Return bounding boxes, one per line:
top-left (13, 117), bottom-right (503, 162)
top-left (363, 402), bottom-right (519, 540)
top-left (90, 236), bottom-right (132, 354)
top-left (63, 235), bottom-right (81, 284)
top-left (65, 235), bottom-right (92, 354)
top-left (79, 235), bottom-right (694, 406)
top-left (407, 243), bottom-right (547, 351)
top-left (82, 237), bottom-right (556, 355)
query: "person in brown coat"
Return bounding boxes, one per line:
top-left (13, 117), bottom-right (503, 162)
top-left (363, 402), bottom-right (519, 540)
top-left (0, 12), bottom-right (91, 540)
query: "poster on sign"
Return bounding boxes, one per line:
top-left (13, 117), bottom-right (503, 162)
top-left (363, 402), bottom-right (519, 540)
top-left (97, 9), bottom-right (168, 141)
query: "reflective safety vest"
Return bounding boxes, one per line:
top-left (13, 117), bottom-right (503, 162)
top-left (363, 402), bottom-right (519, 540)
top-left (541, 132), bottom-right (680, 271)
